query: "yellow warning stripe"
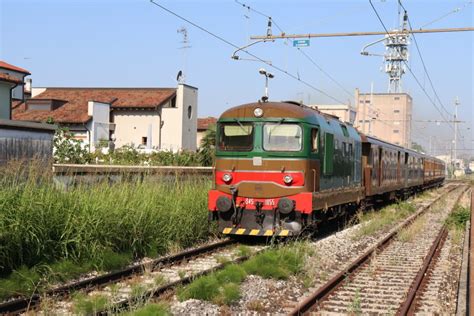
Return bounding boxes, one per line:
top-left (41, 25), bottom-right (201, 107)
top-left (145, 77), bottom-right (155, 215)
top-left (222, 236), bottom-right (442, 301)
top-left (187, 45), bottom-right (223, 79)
top-left (263, 230), bottom-right (273, 236)
top-left (222, 228), bottom-right (292, 236)
top-left (235, 228), bottom-right (246, 235)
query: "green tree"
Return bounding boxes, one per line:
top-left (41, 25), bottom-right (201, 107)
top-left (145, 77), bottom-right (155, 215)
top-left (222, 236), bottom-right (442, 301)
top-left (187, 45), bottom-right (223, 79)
top-left (198, 124), bottom-right (216, 166)
top-left (411, 142), bottom-right (425, 153)
top-left (54, 128), bottom-right (91, 164)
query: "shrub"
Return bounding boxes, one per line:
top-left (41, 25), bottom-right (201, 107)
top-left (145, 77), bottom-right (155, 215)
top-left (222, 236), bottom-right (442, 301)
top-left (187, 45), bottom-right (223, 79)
top-left (54, 128), bottom-right (91, 164)
top-left (446, 205), bottom-right (470, 230)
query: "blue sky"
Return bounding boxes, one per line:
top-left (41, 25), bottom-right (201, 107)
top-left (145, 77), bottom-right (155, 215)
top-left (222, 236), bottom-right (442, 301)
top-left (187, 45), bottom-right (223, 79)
top-left (1, 0), bottom-right (473, 156)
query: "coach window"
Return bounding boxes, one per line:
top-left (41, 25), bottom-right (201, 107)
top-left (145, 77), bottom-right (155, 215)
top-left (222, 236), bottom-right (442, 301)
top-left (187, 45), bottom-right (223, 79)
top-left (311, 128), bottom-right (319, 152)
top-left (218, 123), bottom-right (254, 151)
top-left (263, 123), bottom-right (302, 152)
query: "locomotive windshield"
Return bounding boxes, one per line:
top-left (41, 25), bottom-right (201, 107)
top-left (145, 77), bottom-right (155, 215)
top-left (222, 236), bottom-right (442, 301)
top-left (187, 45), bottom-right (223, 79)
top-left (218, 122), bottom-right (254, 151)
top-left (263, 123), bottom-right (302, 152)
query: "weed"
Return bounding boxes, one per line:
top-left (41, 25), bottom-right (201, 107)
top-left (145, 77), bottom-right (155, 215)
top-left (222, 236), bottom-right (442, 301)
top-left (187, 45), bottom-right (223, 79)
top-left (354, 201), bottom-right (417, 238)
top-left (123, 303), bottom-right (170, 316)
top-left (215, 264), bottom-right (246, 283)
top-left (397, 216), bottom-right (426, 242)
top-left (72, 293), bottom-right (110, 315)
top-left (178, 275), bottom-right (220, 301)
top-left (215, 255), bottom-right (230, 264)
top-left (349, 289), bottom-right (362, 315)
top-left (247, 299), bottom-right (265, 312)
top-left (179, 245), bottom-right (304, 305)
top-left (236, 245), bottom-right (252, 257)
top-left (0, 164), bottom-right (213, 301)
top-left (154, 274), bottom-right (166, 287)
top-left (0, 266), bottom-right (41, 300)
top-left (130, 284), bottom-right (149, 303)
top-left (243, 248), bottom-right (303, 280)
top-left (446, 206), bottom-right (470, 230)
top-left (177, 270), bottom-right (186, 279)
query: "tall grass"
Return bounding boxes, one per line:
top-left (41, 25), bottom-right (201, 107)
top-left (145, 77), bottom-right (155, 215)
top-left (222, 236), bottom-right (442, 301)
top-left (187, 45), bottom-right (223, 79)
top-left (0, 162), bottom-right (212, 278)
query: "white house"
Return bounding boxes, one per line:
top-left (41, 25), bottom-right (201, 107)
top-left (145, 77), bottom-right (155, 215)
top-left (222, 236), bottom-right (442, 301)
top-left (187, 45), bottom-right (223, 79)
top-left (12, 84), bottom-right (198, 152)
top-left (0, 61), bottom-right (31, 119)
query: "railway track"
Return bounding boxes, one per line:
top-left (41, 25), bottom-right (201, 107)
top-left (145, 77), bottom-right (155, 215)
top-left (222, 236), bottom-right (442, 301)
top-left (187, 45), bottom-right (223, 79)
top-left (289, 184), bottom-right (468, 315)
top-left (0, 239), bottom-right (240, 315)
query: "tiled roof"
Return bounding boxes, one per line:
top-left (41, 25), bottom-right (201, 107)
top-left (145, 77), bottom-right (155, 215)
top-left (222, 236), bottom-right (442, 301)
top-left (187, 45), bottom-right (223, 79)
top-left (0, 73), bottom-right (23, 84)
top-left (197, 117), bottom-right (217, 130)
top-left (0, 61), bottom-right (31, 75)
top-left (12, 88), bottom-right (176, 124)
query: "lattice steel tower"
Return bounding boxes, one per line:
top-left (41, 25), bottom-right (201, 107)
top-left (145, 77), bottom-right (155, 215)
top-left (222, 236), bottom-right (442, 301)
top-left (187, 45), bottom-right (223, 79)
top-left (383, 11), bottom-right (409, 93)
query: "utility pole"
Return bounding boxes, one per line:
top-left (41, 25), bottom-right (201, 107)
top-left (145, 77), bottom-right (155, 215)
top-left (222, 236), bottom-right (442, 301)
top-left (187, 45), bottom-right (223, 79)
top-left (453, 97), bottom-right (460, 169)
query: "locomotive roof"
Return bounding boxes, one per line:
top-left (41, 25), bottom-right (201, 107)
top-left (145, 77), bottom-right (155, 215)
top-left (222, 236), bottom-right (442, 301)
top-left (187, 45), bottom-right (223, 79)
top-left (219, 101), bottom-right (320, 121)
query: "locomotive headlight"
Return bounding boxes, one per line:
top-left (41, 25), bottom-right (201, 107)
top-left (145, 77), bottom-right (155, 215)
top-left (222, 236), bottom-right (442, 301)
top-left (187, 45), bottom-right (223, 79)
top-left (222, 173), bottom-right (233, 183)
top-left (283, 175), bottom-right (293, 184)
top-left (254, 107), bottom-right (263, 117)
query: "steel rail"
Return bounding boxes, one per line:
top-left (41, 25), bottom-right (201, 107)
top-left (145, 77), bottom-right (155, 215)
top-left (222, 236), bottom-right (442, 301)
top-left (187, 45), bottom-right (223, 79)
top-left (97, 247), bottom-right (266, 315)
top-left (398, 227), bottom-right (448, 315)
top-left (399, 186), bottom-right (469, 315)
top-left (288, 184), bottom-right (462, 316)
top-left (0, 239), bottom-right (235, 315)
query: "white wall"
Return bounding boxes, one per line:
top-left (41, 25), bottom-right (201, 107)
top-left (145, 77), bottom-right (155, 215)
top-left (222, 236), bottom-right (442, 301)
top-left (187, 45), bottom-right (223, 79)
top-left (31, 87), bottom-right (47, 97)
top-left (88, 101), bottom-right (110, 147)
top-left (112, 110), bottom-right (161, 149)
top-left (161, 84), bottom-right (198, 152)
top-left (0, 69), bottom-right (25, 100)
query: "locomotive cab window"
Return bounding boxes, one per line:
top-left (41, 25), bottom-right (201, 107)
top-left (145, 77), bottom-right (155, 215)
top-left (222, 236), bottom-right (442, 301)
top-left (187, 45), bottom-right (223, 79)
top-left (218, 123), bottom-right (254, 151)
top-left (311, 128), bottom-right (319, 152)
top-left (263, 123), bottom-right (302, 152)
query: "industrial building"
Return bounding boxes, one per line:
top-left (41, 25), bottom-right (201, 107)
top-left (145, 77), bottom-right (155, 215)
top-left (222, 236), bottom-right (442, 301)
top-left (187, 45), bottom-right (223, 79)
top-left (354, 88), bottom-right (412, 148)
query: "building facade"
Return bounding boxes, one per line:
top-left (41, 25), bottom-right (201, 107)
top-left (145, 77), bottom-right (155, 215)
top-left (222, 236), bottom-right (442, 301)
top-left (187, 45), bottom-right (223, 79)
top-left (12, 84), bottom-right (198, 152)
top-left (354, 89), bottom-right (412, 148)
top-left (0, 61), bottom-right (31, 119)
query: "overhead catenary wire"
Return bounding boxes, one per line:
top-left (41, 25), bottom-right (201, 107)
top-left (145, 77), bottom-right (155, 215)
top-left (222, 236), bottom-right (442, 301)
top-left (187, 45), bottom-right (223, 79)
top-left (420, 0), bottom-right (473, 29)
top-left (234, 0), bottom-right (354, 102)
top-left (149, 0), bottom-right (346, 104)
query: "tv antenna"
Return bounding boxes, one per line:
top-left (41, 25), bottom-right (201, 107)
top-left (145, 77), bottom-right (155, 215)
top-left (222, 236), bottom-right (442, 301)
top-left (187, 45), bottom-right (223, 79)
top-left (177, 26), bottom-right (191, 83)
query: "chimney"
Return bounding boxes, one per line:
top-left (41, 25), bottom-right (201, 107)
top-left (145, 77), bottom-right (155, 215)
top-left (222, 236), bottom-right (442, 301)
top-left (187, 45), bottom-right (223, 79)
top-left (24, 78), bottom-right (32, 99)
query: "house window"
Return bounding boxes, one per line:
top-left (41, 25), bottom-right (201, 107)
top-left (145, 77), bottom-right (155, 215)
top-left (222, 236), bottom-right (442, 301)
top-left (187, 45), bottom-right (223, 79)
top-left (365, 100), bottom-right (370, 103)
top-left (394, 109), bottom-right (400, 113)
top-left (394, 97), bottom-right (400, 100)
top-left (171, 96), bottom-right (177, 108)
top-left (141, 137), bottom-right (147, 145)
top-left (187, 105), bottom-right (192, 119)
top-left (393, 130), bottom-right (399, 133)
top-left (27, 103), bottom-right (51, 111)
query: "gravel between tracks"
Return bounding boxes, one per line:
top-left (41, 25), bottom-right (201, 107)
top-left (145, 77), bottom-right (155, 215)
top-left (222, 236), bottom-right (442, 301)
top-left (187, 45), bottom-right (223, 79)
top-left (166, 186), bottom-right (453, 315)
top-left (315, 185), bottom-right (465, 315)
top-left (413, 188), bottom-right (471, 315)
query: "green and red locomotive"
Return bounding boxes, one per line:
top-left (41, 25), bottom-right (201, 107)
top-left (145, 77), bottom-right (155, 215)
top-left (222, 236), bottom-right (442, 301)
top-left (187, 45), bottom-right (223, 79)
top-left (208, 101), bottom-right (445, 237)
